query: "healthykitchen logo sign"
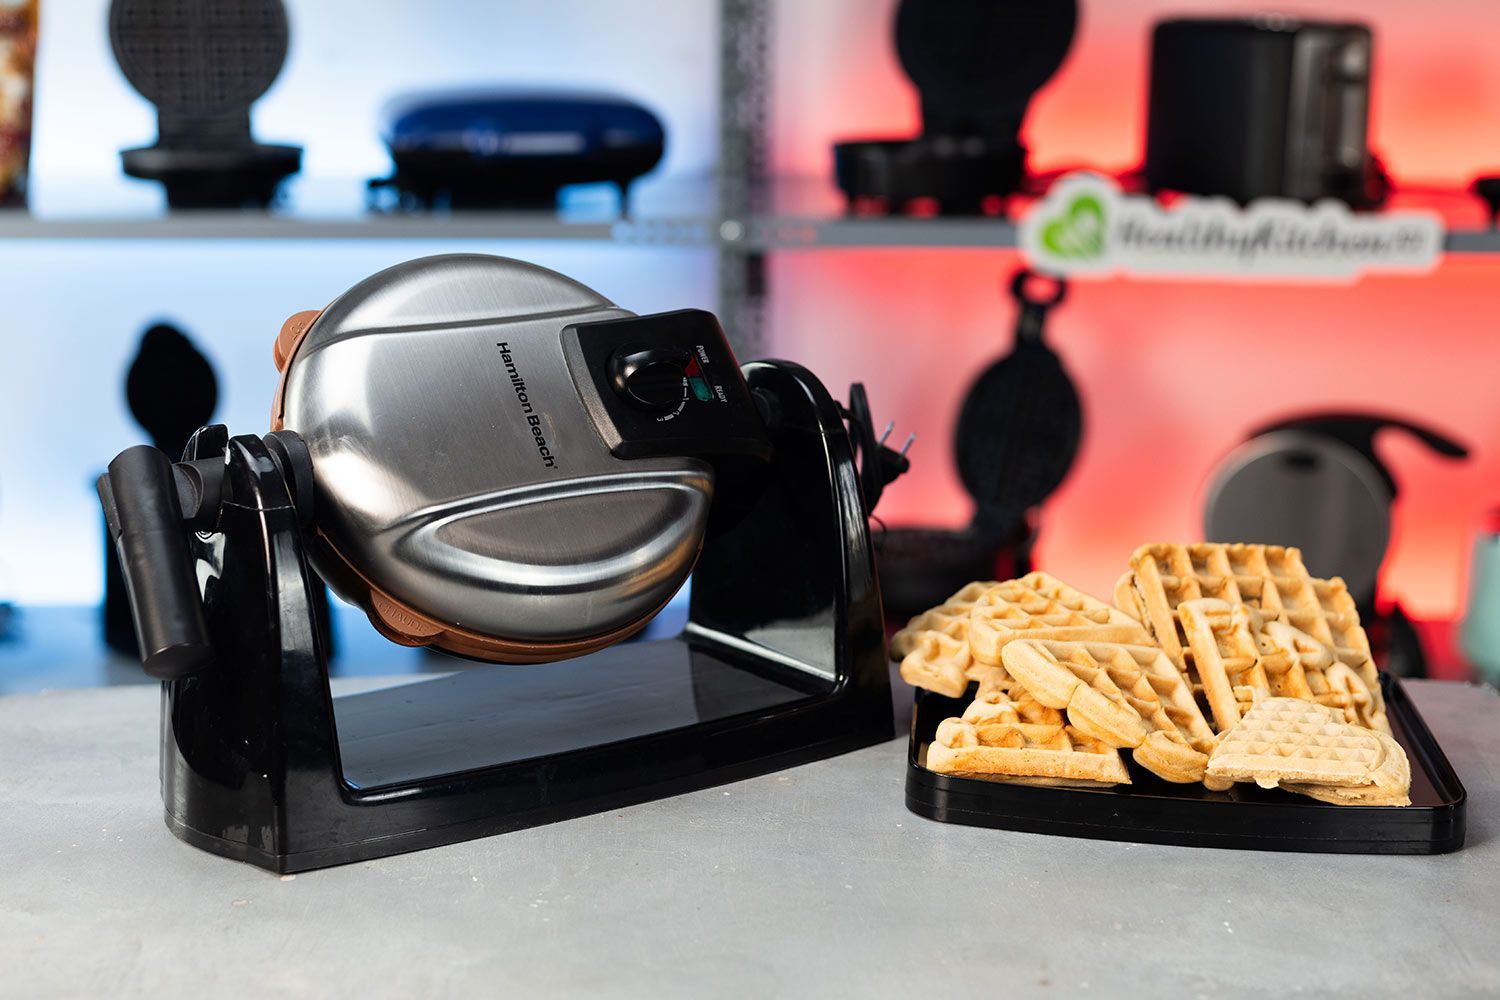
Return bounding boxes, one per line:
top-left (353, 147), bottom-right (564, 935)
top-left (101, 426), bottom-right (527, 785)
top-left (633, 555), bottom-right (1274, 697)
top-left (1020, 173), bottom-right (1443, 281)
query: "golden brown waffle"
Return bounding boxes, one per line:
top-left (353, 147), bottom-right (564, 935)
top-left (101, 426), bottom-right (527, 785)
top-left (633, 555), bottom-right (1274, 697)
top-left (1002, 639), bottom-right (1218, 783)
top-left (1258, 615), bottom-right (1388, 734)
top-left (961, 683), bottom-right (1064, 729)
top-left (998, 640), bottom-right (1148, 748)
top-left (1122, 542), bottom-right (1308, 661)
top-left (897, 631), bottom-right (975, 698)
top-left (1179, 598), bottom-right (1389, 735)
top-left (1121, 543), bottom-right (1387, 730)
top-left (1136, 731), bottom-right (1217, 785)
top-left (1176, 599), bottom-right (1273, 732)
top-left (969, 665), bottom-right (1030, 708)
top-left (1282, 732), bottom-right (1411, 806)
top-left (969, 572), bottom-right (1148, 666)
top-left (892, 582), bottom-right (1007, 697)
top-left (1206, 697), bottom-right (1397, 790)
top-left (926, 694), bottom-right (1130, 787)
top-left (888, 581), bottom-right (997, 660)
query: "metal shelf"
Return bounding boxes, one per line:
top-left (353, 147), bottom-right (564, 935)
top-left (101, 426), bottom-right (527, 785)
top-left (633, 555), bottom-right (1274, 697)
top-left (0, 212), bottom-right (716, 245)
top-left (739, 216), bottom-right (1500, 253)
top-left (9, 210), bottom-right (1498, 255)
top-left (1441, 228), bottom-right (1500, 253)
top-left (742, 216), bottom-right (1018, 250)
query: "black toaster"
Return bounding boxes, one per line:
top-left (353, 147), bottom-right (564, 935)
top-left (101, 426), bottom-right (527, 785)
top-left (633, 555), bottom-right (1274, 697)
top-left (1144, 16), bottom-right (1377, 207)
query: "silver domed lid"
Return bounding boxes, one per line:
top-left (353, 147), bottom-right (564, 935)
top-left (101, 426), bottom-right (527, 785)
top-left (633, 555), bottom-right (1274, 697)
top-left (278, 254), bottom-right (712, 652)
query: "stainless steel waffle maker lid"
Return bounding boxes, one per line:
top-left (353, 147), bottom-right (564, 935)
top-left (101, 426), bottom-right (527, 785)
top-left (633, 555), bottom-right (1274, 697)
top-left (270, 253), bottom-right (770, 662)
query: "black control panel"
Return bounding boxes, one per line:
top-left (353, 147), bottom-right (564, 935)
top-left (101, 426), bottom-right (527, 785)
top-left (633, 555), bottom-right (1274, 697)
top-left (563, 309), bottom-right (772, 461)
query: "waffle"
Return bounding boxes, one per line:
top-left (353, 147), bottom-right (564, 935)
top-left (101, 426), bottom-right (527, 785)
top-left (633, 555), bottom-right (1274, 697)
top-left (1121, 542), bottom-right (1307, 662)
top-left (998, 640), bottom-right (1147, 748)
top-left (1121, 543), bottom-right (1387, 730)
top-left (1179, 598), bottom-right (1389, 735)
top-left (962, 680), bottom-right (1064, 728)
top-left (969, 572), bottom-right (1148, 666)
top-left (897, 630), bottom-right (976, 699)
top-left (1002, 639), bottom-right (1218, 783)
top-left (1282, 732), bottom-right (1411, 806)
top-left (889, 581), bottom-right (997, 660)
top-left (891, 583), bottom-right (1008, 697)
top-left (1259, 615), bottom-right (1388, 734)
top-left (1206, 697), bottom-right (1398, 790)
top-left (1176, 599), bottom-right (1273, 732)
top-left (970, 665), bottom-right (1031, 708)
top-left (926, 693), bottom-right (1131, 787)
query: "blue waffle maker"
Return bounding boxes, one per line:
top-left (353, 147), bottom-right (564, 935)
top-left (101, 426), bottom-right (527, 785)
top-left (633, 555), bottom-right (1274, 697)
top-left (369, 88), bottom-right (666, 211)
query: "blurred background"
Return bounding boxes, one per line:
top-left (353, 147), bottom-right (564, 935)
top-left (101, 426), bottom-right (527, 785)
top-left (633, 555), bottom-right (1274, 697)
top-left (2, 0), bottom-right (1498, 689)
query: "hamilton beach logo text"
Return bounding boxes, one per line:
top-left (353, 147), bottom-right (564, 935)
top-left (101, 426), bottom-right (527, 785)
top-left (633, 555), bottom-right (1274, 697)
top-left (1020, 173), bottom-right (1443, 281)
top-left (496, 342), bottom-right (557, 469)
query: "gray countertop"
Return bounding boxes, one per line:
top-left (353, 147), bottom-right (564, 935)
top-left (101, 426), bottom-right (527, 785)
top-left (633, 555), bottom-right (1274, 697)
top-left (2, 678), bottom-right (1498, 999)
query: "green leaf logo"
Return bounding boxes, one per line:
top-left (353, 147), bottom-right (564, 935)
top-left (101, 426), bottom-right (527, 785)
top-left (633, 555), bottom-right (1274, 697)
top-left (1040, 192), bottom-right (1107, 260)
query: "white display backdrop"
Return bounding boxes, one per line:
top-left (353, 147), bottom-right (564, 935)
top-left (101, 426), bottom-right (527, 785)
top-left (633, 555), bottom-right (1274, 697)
top-left (29, 0), bottom-right (717, 207)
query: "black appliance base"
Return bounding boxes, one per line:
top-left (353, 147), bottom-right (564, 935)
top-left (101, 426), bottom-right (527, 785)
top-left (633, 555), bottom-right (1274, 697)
top-left (834, 137), bottom-right (1025, 216)
top-left (131, 360), bottom-right (892, 874)
top-left (122, 143), bottom-right (301, 208)
top-left (875, 524), bottom-right (1033, 621)
top-left (368, 147), bottom-right (660, 212)
top-left (907, 674), bottom-right (1464, 854)
top-left (166, 638), bottom-right (887, 874)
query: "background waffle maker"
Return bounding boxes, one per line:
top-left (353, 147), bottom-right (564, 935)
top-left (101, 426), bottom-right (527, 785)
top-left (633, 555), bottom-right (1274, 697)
top-left (367, 89), bottom-right (666, 212)
top-left (833, 0), bottom-right (1078, 215)
top-left (109, 0), bottom-right (302, 208)
top-left (1204, 413), bottom-right (1470, 677)
top-left (877, 269), bottom-right (1079, 619)
top-left (97, 253), bottom-right (906, 872)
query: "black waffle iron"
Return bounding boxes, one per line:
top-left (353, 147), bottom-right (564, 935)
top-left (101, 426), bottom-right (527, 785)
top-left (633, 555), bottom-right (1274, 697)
top-left (110, 0), bottom-right (302, 208)
top-left (834, 0), bottom-right (1078, 215)
top-left (878, 269), bottom-right (1080, 619)
top-left (98, 254), bottom-right (905, 872)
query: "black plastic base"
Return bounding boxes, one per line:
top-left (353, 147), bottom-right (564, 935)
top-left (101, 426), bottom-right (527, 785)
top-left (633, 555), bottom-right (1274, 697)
top-left (875, 523), bottom-right (1033, 621)
top-left (147, 360), bottom-right (892, 873)
top-left (170, 725), bottom-right (884, 873)
top-left (369, 146), bottom-right (660, 211)
top-left (122, 143), bottom-right (301, 208)
top-left (833, 136), bottom-right (1025, 216)
top-left (169, 638), bottom-right (888, 873)
top-left (906, 673), bottom-right (1465, 854)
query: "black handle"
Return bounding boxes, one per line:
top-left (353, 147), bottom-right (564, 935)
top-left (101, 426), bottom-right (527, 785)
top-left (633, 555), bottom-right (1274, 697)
top-left (1251, 412), bottom-right (1470, 499)
top-left (1009, 268), bottom-right (1067, 344)
top-left (97, 446), bottom-right (214, 680)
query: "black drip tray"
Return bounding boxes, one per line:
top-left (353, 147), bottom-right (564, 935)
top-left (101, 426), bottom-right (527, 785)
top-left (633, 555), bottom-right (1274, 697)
top-left (336, 638), bottom-right (825, 789)
top-left (906, 674), bottom-right (1466, 854)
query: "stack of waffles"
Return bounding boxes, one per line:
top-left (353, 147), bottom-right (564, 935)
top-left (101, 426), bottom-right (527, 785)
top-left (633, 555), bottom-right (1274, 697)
top-left (893, 545), bottom-right (1409, 806)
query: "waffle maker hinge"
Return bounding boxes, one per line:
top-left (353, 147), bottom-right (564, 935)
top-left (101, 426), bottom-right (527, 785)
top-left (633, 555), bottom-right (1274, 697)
top-left (98, 361), bottom-right (896, 873)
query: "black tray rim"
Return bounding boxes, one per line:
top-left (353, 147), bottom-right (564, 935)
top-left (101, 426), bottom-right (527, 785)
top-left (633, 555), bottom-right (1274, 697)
top-left (905, 673), bottom-right (1467, 855)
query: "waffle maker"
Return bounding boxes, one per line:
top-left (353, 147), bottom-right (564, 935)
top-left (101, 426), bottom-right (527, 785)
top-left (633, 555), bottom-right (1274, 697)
top-left (877, 270), bottom-right (1079, 618)
top-left (98, 254), bottom-right (904, 872)
top-left (1204, 413), bottom-right (1469, 676)
top-left (109, 0), bottom-right (302, 208)
top-left (834, 0), bottom-right (1077, 215)
top-left (367, 90), bottom-right (665, 211)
